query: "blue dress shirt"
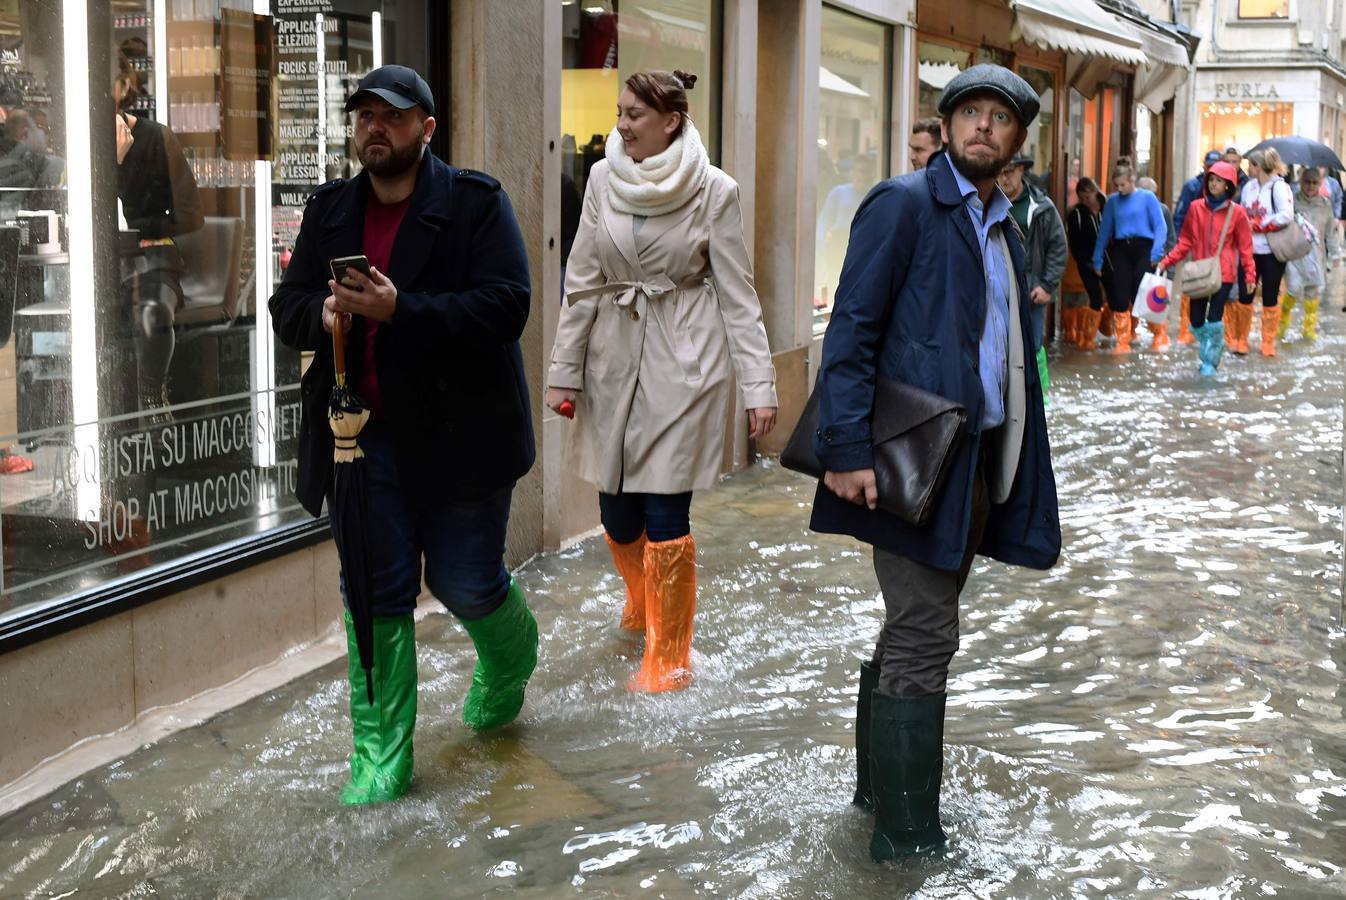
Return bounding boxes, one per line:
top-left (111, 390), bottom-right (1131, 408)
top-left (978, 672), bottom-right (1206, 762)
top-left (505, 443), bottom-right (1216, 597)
top-left (948, 158), bottom-right (1010, 430)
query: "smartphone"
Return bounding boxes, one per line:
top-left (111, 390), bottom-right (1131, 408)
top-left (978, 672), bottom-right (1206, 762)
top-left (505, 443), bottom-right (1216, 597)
top-left (329, 254), bottom-right (372, 290)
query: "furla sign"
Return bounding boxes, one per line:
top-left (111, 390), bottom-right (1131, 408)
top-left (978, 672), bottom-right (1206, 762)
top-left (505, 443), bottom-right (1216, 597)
top-left (1213, 82), bottom-right (1281, 99)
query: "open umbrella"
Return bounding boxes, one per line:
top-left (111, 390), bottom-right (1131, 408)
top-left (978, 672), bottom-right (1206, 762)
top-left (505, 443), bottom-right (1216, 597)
top-left (1245, 136), bottom-right (1346, 172)
top-left (328, 314), bottom-right (376, 704)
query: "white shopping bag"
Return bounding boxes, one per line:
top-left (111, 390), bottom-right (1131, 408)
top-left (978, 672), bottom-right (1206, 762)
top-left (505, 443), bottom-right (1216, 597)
top-left (1131, 271), bottom-right (1172, 324)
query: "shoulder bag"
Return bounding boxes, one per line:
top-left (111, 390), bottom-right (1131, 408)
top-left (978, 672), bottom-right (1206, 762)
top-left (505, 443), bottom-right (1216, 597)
top-left (1176, 204), bottom-right (1233, 299)
top-left (1266, 182), bottom-right (1312, 262)
top-left (781, 377), bottom-right (967, 527)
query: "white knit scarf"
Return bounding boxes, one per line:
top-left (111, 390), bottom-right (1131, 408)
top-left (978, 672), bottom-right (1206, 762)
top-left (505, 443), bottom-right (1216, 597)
top-left (604, 120), bottom-right (709, 217)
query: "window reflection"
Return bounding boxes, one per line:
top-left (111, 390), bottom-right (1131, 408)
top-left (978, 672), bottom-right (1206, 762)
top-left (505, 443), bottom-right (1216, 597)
top-left (814, 6), bottom-right (890, 334)
top-left (0, 0), bottom-right (427, 624)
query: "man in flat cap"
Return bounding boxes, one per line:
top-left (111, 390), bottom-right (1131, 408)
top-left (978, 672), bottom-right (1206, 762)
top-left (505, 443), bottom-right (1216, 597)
top-left (809, 63), bottom-right (1060, 860)
top-left (269, 64), bottom-right (539, 805)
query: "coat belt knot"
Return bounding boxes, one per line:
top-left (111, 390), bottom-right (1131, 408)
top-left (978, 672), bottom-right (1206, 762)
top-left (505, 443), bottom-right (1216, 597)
top-left (566, 275), bottom-right (704, 309)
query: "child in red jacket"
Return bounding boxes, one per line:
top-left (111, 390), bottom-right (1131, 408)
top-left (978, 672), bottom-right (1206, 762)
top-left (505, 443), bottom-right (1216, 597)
top-left (1158, 162), bottom-right (1255, 376)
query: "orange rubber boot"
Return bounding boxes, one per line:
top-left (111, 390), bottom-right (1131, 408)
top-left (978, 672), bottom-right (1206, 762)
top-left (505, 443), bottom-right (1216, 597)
top-left (1077, 308), bottom-right (1101, 350)
top-left (628, 535), bottom-right (697, 693)
top-left (1062, 307), bottom-right (1079, 344)
top-left (1260, 305), bottom-right (1280, 357)
top-left (1099, 308), bottom-right (1114, 338)
top-left (1223, 304), bottom-right (1237, 350)
top-left (1130, 314), bottom-right (1140, 339)
top-left (1234, 303), bottom-right (1253, 354)
top-left (1177, 296), bottom-right (1195, 344)
top-left (1147, 320), bottom-right (1170, 350)
top-left (1112, 311), bottom-right (1132, 354)
top-left (605, 532), bottom-right (648, 632)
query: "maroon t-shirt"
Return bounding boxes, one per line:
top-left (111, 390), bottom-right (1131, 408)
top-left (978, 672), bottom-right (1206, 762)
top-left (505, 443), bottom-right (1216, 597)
top-left (355, 194), bottom-right (411, 418)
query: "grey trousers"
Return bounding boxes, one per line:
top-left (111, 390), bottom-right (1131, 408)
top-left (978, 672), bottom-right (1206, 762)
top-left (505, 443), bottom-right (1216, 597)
top-left (871, 461), bottom-right (990, 697)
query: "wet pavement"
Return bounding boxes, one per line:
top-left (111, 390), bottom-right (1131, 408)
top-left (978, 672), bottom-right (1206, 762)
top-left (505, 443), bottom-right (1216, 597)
top-left (2, 303), bottom-right (1345, 899)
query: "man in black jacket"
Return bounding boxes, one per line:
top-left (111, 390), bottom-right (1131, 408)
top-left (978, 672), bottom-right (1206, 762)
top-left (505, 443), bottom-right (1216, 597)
top-left (269, 65), bottom-right (538, 805)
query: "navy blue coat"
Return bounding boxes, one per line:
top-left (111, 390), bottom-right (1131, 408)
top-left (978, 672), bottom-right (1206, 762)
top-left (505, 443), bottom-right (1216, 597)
top-left (809, 151), bottom-right (1061, 572)
top-left (269, 152), bottom-right (535, 517)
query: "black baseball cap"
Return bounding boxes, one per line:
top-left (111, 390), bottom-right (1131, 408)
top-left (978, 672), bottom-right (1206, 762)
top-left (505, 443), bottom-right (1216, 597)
top-left (344, 64), bottom-right (434, 117)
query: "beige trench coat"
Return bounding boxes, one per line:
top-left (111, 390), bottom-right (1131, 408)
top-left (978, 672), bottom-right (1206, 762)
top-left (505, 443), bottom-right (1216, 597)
top-left (547, 160), bottom-right (777, 494)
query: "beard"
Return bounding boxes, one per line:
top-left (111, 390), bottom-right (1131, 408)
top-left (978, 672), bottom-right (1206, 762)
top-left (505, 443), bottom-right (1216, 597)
top-left (358, 128), bottom-right (424, 177)
top-left (948, 140), bottom-right (1014, 181)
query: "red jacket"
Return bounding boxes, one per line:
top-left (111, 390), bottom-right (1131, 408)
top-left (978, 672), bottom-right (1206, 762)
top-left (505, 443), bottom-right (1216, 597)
top-left (1160, 197), bottom-right (1255, 286)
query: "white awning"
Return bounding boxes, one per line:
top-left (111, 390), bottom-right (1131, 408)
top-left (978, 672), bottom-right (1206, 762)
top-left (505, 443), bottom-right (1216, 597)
top-left (820, 66), bottom-right (870, 98)
top-left (1009, 0), bottom-right (1149, 67)
top-left (1132, 25), bottom-right (1191, 68)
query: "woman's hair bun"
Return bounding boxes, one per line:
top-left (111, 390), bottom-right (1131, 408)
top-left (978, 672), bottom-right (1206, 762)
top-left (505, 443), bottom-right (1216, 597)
top-left (673, 69), bottom-right (698, 91)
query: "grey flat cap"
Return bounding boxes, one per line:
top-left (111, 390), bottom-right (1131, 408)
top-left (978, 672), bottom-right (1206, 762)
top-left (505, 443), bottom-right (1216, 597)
top-left (938, 64), bottom-right (1040, 127)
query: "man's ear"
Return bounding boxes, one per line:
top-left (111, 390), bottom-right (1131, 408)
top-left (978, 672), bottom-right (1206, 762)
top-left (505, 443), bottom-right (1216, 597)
top-left (421, 115), bottom-right (437, 145)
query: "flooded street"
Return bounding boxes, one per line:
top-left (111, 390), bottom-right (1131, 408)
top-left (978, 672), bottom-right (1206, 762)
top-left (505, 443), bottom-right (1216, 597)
top-left (2, 306), bottom-right (1344, 898)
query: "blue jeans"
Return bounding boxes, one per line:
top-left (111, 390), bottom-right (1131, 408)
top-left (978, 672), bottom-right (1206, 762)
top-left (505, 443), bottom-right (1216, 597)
top-left (599, 491), bottom-right (693, 544)
top-left (333, 425), bottom-right (513, 620)
top-left (1029, 302), bottom-right (1046, 352)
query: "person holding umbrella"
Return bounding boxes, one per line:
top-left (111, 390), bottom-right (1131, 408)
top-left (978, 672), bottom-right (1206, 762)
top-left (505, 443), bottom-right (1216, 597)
top-left (1280, 166), bottom-right (1339, 342)
top-left (269, 66), bottom-right (539, 805)
top-left (545, 70), bottom-right (778, 693)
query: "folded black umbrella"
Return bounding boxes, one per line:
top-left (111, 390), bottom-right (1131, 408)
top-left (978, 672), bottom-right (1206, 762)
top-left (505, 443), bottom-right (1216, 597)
top-left (328, 315), bottom-right (376, 704)
top-left (1246, 136), bottom-right (1346, 172)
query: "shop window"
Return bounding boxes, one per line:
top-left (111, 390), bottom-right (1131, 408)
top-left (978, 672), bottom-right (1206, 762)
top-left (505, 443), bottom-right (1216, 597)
top-left (1017, 65), bottom-right (1056, 197)
top-left (1066, 86), bottom-right (1124, 205)
top-left (1238, 0), bottom-right (1289, 19)
top-left (559, 0), bottom-right (722, 273)
top-left (813, 6), bottom-right (890, 334)
top-left (1199, 101), bottom-right (1293, 161)
top-left (0, 1), bottom-right (429, 639)
top-left (917, 40), bottom-right (971, 121)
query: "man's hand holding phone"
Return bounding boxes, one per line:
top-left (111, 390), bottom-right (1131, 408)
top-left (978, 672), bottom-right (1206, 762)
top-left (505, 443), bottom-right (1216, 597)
top-left (328, 255), bottom-right (398, 324)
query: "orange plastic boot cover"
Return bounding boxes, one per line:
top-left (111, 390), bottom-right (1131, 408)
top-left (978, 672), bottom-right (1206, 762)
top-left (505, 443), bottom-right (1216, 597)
top-left (1260, 305), bottom-right (1280, 357)
top-left (1112, 311), bottom-right (1132, 353)
top-left (629, 534), bottom-right (697, 693)
top-left (605, 532), bottom-right (648, 631)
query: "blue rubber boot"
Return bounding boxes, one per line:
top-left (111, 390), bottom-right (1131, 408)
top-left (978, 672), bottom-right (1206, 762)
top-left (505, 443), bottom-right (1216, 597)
top-left (1197, 321), bottom-right (1225, 377)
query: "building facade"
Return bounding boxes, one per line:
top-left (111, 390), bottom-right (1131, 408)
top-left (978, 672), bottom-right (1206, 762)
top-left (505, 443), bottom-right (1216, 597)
top-left (0, 0), bottom-right (1199, 800)
top-left (1175, 0), bottom-right (1346, 201)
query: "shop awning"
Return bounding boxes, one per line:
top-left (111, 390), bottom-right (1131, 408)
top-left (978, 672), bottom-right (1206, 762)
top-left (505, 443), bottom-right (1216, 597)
top-left (820, 66), bottom-right (870, 98)
top-left (1008, 0), bottom-right (1149, 67)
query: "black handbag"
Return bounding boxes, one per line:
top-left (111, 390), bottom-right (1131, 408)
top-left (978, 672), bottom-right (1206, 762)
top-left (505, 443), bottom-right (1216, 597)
top-left (781, 377), bottom-right (968, 526)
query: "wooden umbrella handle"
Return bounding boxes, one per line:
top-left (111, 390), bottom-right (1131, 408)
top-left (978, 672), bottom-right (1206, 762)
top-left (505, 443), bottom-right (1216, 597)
top-left (332, 310), bottom-right (347, 381)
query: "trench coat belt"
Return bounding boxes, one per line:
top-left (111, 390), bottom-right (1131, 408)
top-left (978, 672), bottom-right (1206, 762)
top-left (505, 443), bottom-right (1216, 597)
top-left (566, 275), bottom-right (706, 309)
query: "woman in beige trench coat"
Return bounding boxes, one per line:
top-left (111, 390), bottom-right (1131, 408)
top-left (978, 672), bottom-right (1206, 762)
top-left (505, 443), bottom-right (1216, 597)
top-left (545, 70), bottom-right (778, 693)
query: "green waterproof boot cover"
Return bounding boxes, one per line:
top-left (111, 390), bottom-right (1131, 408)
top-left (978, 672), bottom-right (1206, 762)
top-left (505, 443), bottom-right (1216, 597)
top-left (341, 611), bottom-right (417, 805)
top-left (853, 661), bottom-right (879, 810)
top-left (461, 579), bottom-right (539, 731)
top-left (869, 690), bottom-right (948, 862)
top-left (1035, 346), bottom-right (1049, 406)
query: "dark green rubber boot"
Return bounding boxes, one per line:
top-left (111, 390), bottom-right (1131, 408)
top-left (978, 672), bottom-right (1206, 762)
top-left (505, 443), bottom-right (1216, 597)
top-left (460, 579), bottom-right (538, 731)
top-left (853, 661), bottom-right (879, 810)
top-left (340, 611), bottom-right (417, 805)
top-left (869, 690), bottom-right (948, 861)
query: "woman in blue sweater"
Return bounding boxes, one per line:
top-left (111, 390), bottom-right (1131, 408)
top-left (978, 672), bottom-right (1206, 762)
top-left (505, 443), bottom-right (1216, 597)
top-left (1091, 157), bottom-right (1169, 354)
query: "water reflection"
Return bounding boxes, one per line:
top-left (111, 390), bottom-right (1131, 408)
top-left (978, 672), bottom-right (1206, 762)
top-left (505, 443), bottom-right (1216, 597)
top-left (1, 311), bottom-right (1344, 896)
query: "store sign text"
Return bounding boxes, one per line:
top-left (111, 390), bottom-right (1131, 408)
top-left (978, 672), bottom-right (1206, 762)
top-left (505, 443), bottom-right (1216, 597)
top-left (1213, 83), bottom-right (1281, 100)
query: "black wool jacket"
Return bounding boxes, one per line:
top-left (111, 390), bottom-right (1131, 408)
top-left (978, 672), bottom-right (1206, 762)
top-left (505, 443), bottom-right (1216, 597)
top-left (268, 151), bottom-right (535, 517)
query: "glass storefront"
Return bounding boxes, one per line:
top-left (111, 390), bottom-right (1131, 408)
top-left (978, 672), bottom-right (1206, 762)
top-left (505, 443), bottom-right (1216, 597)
top-left (813, 6), bottom-right (890, 333)
top-left (1199, 101), bottom-right (1294, 160)
top-left (1066, 85), bottom-right (1122, 206)
top-left (0, 0), bottom-right (428, 636)
top-left (916, 39), bottom-right (971, 121)
top-left (1017, 65), bottom-right (1056, 194)
top-left (559, 0), bottom-right (722, 267)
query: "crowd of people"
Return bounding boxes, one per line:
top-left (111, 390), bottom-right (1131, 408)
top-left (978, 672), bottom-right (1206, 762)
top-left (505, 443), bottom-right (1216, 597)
top-left (1056, 144), bottom-right (1341, 376)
